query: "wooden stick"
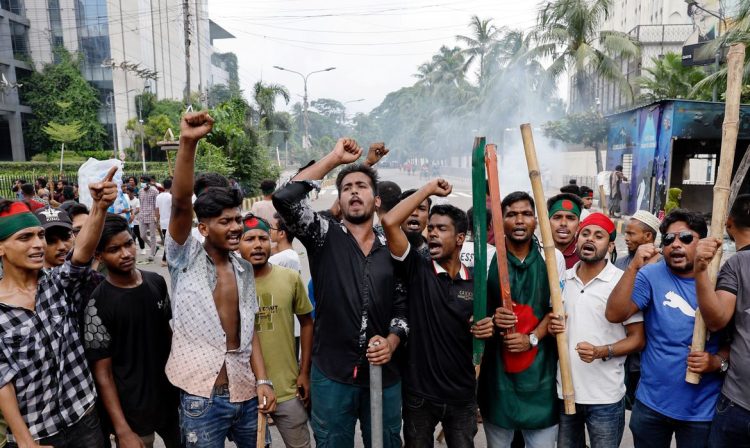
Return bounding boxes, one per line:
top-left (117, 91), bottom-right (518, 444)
top-left (485, 144), bottom-right (515, 332)
top-left (687, 43), bottom-right (746, 384)
top-left (257, 411), bottom-right (267, 448)
top-left (472, 136), bottom-right (488, 366)
top-left (728, 144), bottom-right (750, 209)
top-left (520, 124), bottom-right (576, 415)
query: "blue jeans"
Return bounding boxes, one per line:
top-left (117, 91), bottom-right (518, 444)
top-left (402, 393), bottom-right (477, 447)
top-left (310, 365), bottom-right (402, 448)
top-left (483, 421), bottom-right (557, 448)
top-left (179, 390), bottom-right (258, 448)
top-left (709, 393), bottom-right (750, 448)
top-left (557, 399), bottom-right (625, 448)
top-left (630, 399), bottom-right (711, 448)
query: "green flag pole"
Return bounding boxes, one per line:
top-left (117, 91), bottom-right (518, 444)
top-left (472, 136), bottom-right (487, 365)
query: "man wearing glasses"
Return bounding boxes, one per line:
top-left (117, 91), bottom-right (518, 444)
top-left (606, 209), bottom-right (727, 447)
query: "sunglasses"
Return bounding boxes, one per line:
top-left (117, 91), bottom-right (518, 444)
top-left (662, 231), bottom-right (694, 247)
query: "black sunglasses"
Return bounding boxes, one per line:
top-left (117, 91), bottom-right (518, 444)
top-left (662, 231), bottom-right (694, 247)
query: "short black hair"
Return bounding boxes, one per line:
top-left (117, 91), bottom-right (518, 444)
top-left (546, 192), bottom-right (584, 212)
top-left (615, 165), bottom-right (623, 171)
top-left (273, 212), bottom-right (294, 243)
top-left (660, 208), bottom-right (708, 239)
top-left (502, 191), bottom-right (536, 213)
top-left (67, 203), bottom-right (89, 220)
top-left (45, 226), bottom-right (72, 244)
top-left (36, 177), bottom-right (47, 186)
top-left (62, 185), bottom-right (75, 200)
top-left (162, 179), bottom-right (173, 190)
top-left (20, 184), bottom-right (35, 196)
top-left (140, 175), bottom-right (151, 182)
top-left (400, 188), bottom-right (432, 209)
top-left (430, 204), bottom-right (468, 235)
top-left (729, 194), bottom-right (750, 230)
top-left (466, 206), bottom-right (492, 232)
top-left (579, 186), bottom-right (594, 197)
top-left (193, 187), bottom-right (242, 220)
top-left (260, 180), bottom-right (277, 195)
top-left (560, 184), bottom-right (581, 196)
top-left (335, 164), bottom-right (379, 196)
top-left (97, 214), bottom-right (131, 252)
top-left (377, 181), bottom-right (402, 213)
top-left (194, 173), bottom-right (229, 196)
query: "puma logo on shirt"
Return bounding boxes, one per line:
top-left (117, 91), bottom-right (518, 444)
top-left (662, 291), bottom-right (695, 318)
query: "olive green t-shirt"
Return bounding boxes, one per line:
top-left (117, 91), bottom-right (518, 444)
top-left (254, 265), bottom-right (313, 403)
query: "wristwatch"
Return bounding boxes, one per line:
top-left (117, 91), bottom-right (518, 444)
top-left (718, 355), bottom-right (729, 373)
top-left (257, 379), bottom-right (274, 389)
top-left (528, 333), bottom-right (539, 350)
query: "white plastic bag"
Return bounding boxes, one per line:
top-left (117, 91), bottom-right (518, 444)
top-left (77, 158), bottom-right (124, 209)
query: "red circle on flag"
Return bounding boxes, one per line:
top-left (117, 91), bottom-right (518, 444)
top-left (562, 199), bottom-right (574, 210)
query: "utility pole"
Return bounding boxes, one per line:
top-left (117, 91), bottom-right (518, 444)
top-left (183, 0), bottom-right (191, 105)
top-left (138, 84), bottom-right (150, 173)
top-left (107, 92), bottom-right (118, 159)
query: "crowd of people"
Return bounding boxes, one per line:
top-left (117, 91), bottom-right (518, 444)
top-left (0, 110), bottom-right (748, 448)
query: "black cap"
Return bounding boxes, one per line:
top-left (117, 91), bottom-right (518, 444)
top-left (34, 207), bottom-right (73, 231)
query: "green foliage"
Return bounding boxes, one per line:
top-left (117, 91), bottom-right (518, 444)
top-left (543, 111), bottom-right (608, 148)
top-left (42, 121), bottom-right (84, 145)
top-left (23, 49), bottom-right (108, 154)
top-left (636, 53), bottom-right (709, 102)
top-left (196, 141), bottom-right (235, 175)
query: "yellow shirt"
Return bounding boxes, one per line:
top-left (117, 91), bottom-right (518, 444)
top-left (255, 265), bottom-right (313, 403)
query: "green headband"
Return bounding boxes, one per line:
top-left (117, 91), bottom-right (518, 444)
top-left (0, 213), bottom-right (42, 241)
top-left (243, 215), bottom-right (270, 233)
top-left (549, 198), bottom-right (581, 218)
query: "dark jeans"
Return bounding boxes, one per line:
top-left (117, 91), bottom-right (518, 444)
top-left (179, 390), bottom-right (258, 448)
top-left (558, 399), bottom-right (625, 448)
top-left (132, 225), bottom-right (145, 249)
top-left (630, 399), bottom-right (711, 448)
top-left (708, 393), bottom-right (750, 448)
top-left (161, 229), bottom-right (167, 261)
top-left (310, 365), bottom-right (402, 448)
top-left (402, 393), bottom-right (477, 448)
top-left (8, 409), bottom-right (105, 448)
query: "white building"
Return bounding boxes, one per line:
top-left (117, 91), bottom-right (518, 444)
top-left (0, 0), bottom-right (32, 161)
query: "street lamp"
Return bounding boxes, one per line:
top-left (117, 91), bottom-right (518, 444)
top-left (342, 98), bottom-right (365, 124)
top-left (273, 65), bottom-right (336, 150)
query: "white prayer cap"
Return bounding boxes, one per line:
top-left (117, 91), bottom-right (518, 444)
top-left (631, 210), bottom-right (661, 234)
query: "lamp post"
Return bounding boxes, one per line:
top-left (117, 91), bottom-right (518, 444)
top-left (138, 84), bottom-right (151, 173)
top-left (342, 98), bottom-right (365, 124)
top-left (273, 65), bottom-right (336, 151)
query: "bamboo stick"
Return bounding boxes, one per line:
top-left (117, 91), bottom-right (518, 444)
top-left (728, 144), bottom-right (750, 209)
top-left (687, 43), bottom-right (746, 384)
top-left (520, 124), bottom-right (576, 415)
top-left (485, 144), bottom-right (515, 332)
top-left (257, 411), bottom-right (267, 448)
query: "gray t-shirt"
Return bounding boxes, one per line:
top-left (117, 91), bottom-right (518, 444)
top-left (715, 246), bottom-right (750, 410)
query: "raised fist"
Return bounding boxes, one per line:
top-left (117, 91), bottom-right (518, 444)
top-left (365, 142), bottom-right (389, 167)
top-left (180, 111), bottom-right (214, 143)
top-left (332, 138), bottom-right (363, 164)
top-left (429, 178), bottom-right (452, 197)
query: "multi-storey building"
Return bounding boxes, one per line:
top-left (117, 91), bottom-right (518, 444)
top-left (0, 0), bottom-right (32, 160)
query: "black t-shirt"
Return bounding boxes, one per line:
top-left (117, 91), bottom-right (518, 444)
top-left (84, 270), bottom-right (177, 436)
top-left (395, 245), bottom-right (475, 405)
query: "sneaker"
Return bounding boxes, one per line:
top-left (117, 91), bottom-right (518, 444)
top-left (140, 249), bottom-right (147, 255)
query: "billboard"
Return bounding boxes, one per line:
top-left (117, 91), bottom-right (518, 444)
top-left (682, 0), bottom-right (722, 66)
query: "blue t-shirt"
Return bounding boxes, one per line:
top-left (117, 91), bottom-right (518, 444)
top-left (632, 260), bottom-right (722, 421)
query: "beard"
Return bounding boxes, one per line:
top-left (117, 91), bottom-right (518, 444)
top-left (406, 230), bottom-right (426, 248)
top-left (579, 245), bottom-right (608, 263)
top-left (344, 209), bottom-right (373, 224)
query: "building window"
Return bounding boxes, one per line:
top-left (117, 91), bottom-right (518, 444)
top-left (10, 21), bottom-right (29, 60)
top-left (1, 0), bottom-right (23, 15)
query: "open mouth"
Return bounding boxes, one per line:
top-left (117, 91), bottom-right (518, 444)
top-left (512, 227), bottom-right (527, 237)
top-left (580, 242), bottom-right (596, 256)
top-left (406, 219), bottom-right (421, 231)
top-left (669, 252), bottom-right (686, 263)
top-left (227, 234), bottom-right (241, 244)
top-left (29, 253), bottom-right (44, 262)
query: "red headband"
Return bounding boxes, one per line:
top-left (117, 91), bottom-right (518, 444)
top-left (578, 212), bottom-right (616, 240)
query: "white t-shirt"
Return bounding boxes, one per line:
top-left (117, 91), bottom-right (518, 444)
top-left (268, 248), bottom-right (302, 274)
top-left (129, 197), bottom-right (141, 226)
top-left (557, 261), bottom-right (644, 404)
top-left (250, 200), bottom-right (277, 224)
top-left (156, 191), bottom-right (173, 229)
top-left (460, 241), bottom-right (496, 274)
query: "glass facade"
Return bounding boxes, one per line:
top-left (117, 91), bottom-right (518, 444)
top-left (10, 21), bottom-right (29, 60)
top-left (0, 0), bottom-right (23, 15)
top-left (48, 0), bottom-right (64, 62)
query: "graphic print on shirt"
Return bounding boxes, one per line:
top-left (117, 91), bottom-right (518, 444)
top-left (662, 290), bottom-right (696, 317)
top-left (256, 291), bottom-right (278, 332)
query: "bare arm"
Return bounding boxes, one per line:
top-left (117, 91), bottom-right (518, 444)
top-left (606, 244), bottom-right (660, 323)
top-left (581, 322), bottom-right (645, 363)
top-left (694, 237), bottom-right (737, 332)
top-left (250, 331), bottom-right (277, 413)
top-left (169, 112), bottom-right (214, 245)
top-left (92, 359), bottom-right (143, 448)
top-left (381, 179), bottom-right (451, 258)
top-left (291, 138), bottom-right (362, 182)
top-left (0, 383), bottom-right (49, 448)
top-left (72, 167), bottom-right (117, 265)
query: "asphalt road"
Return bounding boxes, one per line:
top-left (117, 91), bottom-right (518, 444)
top-left (146, 168), bottom-right (659, 447)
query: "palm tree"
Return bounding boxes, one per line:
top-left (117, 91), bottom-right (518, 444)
top-left (534, 0), bottom-right (639, 112)
top-left (252, 81), bottom-right (290, 144)
top-left (637, 53), bottom-right (709, 102)
top-left (456, 16), bottom-right (503, 90)
top-left (414, 46), bottom-right (469, 88)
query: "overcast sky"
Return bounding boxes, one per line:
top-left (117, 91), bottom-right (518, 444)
top-left (208, 0), bottom-right (542, 115)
